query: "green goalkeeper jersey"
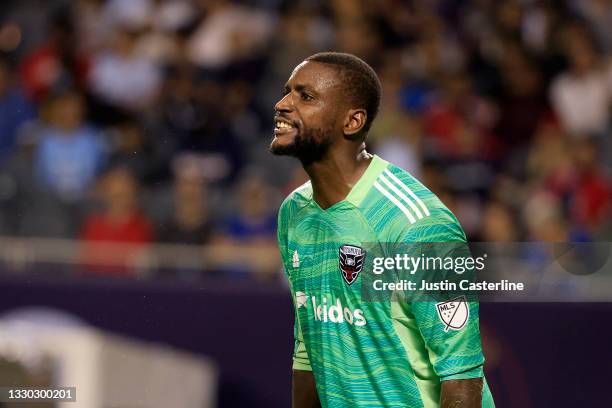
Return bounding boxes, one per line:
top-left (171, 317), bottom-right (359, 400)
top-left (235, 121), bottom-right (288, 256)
top-left (277, 155), bottom-right (495, 408)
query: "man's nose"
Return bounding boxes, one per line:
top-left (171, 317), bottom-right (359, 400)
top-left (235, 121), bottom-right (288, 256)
top-left (274, 93), bottom-right (292, 112)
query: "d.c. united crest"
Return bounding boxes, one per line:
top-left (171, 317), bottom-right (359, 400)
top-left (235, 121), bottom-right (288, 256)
top-left (339, 245), bottom-right (366, 285)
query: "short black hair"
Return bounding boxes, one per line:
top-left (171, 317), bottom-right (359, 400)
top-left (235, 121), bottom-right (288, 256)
top-left (305, 52), bottom-right (381, 138)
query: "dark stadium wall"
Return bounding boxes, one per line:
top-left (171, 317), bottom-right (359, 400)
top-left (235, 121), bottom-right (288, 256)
top-left (0, 274), bottom-right (609, 407)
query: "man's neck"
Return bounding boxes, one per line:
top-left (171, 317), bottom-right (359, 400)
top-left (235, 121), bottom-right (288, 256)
top-left (304, 147), bottom-right (372, 210)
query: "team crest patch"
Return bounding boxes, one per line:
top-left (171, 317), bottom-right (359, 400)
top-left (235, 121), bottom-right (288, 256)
top-left (436, 295), bottom-right (469, 332)
top-left (339, 245), bottom-right (366, 285)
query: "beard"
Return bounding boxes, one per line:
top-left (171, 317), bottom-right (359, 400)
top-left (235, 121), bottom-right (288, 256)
top-left (269, 126), bottom-right (333, 165)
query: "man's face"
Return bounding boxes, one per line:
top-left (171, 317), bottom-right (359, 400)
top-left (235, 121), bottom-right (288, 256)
top-left (270, 61), bottom-right (344, 164)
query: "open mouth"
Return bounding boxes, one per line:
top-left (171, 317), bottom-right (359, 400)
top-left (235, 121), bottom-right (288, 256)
top-left (274, 119), bottom-right (297, 136)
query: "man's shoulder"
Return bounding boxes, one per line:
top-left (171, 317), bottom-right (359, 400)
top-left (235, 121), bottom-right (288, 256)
top-left (278, 181), bottom-right (313, 218)
top-left (363, 159), bottom-right (465, 241)
top-left (363, 160), bottom-right (443, 217)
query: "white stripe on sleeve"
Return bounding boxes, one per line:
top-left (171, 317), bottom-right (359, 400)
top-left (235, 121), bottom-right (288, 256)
top-left (383, 169), bottom-right (430, 216)
top-left (373, 181), bottom-right (416, 224)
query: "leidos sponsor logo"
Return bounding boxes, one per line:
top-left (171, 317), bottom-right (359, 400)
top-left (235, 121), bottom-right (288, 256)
top-left (295, 292), bottom-right (366, 327)
top-left (312, 296), bottom-right (367, 327)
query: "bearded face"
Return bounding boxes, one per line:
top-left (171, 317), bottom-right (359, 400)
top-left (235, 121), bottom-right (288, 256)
top-left (270, 61), bottom-right (344, 165)
top-left (270, 122), bottom-right (333, 165)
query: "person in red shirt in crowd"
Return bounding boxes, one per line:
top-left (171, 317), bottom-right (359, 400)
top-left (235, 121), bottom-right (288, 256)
top-left (571, 137), bottom-right (611, 234)
top-left (19, 13), bottom-right (90, 102)
top-left (80, 166), bottom-right (153, 275)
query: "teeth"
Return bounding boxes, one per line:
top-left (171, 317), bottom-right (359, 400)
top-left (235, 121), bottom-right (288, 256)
top-left (276, 121), bottom-right (293, 129)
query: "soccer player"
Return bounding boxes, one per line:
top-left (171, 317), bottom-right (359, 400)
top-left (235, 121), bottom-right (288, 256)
top-left (271, 52), bottom-right (495, 408)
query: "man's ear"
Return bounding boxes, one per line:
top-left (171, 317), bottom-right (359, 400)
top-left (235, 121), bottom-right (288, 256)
top-left (343, 108), bottom-right (367, 139)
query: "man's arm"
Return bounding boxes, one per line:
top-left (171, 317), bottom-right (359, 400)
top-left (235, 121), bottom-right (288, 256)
top-left (292, 370), bottom-right (320, 408)
top-left (440, 377), bottom-right (483, 408)
top-left (278, 199), bottom-right (320, 408)
top-left (398, 221), bottom-right (489, 406)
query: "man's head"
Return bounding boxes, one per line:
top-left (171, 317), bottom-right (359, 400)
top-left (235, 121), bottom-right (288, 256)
top-left (270, 52), bottom-right (381, 164)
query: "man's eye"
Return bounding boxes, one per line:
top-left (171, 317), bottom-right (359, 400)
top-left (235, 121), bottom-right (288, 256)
top-left (301, 93), bottom-right (313, 101)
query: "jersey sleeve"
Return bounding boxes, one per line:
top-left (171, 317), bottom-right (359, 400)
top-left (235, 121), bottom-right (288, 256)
top-left (278, 199), bottom-right (312, 371)
top-left (401, 219), bottom-right (485, 381)
top-left (410, 297), bottom-right (484, 381)
top-left (277, 198), bottom-right (291, 276)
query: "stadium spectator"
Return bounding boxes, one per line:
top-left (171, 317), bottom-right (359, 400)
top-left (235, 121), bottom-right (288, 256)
top-left (220, 174), bottom-right (277, 244)
top-left (0, 60), bottom-right (35, 157)
top-left (74, 0), bottom-right (109, 55)
top-left (100, 0), bottom-right (153, 32)
top-left (550, 23), bottom-right (611, 137)
top-left (481, 201), bottom-right (519, 242)
top-left (573, 0), bottom-right (612, 54)
top-left (88, 25), bottom-right (162, 113)
top-left (106, 120), bottom-right (155, 181)
top-left (569, 137), bottom-right (611, 236)
top-left (80, 167), bottom-right (153, 274)
top-left (523, 191), bottom-right (569, 242)
top-left (186, 0), bottom-right (274, 70)
top-left (157, 155), bottom-right (212, 245)
top-left (33, 90), bottom-right (106, 202)
top-left (496, 42), bottom-right (547, 153)
top-left (151, 64), bottom-right (209, 156)
top-left (81, 166), bottom-right (153, 244)
top-left (369, 56), bottom-right (422, 177)
top-left (215, 173), bottom-right (279, 279)
top-left (19, 11), bottom-right (89, 102)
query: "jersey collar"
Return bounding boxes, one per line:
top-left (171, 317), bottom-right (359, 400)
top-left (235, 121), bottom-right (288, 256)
top-left (345, 154), bottom-right (389, 207)
top-left (310, 154), bottom-right (389, 211)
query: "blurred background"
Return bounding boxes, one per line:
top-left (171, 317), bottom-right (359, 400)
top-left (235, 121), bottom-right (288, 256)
top-left (0, 0), bottom-right (610, 407)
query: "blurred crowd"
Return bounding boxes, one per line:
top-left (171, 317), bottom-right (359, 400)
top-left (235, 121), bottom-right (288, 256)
top-left (0, 0), bottom-right (610, 279)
